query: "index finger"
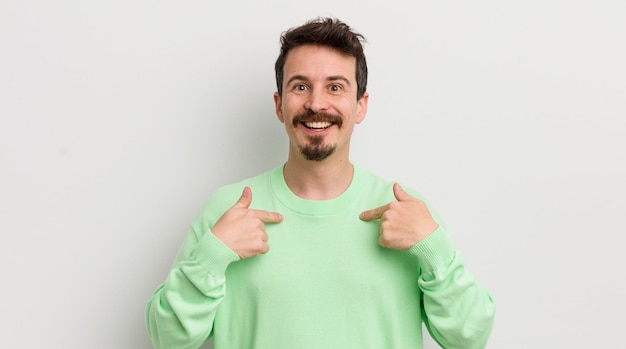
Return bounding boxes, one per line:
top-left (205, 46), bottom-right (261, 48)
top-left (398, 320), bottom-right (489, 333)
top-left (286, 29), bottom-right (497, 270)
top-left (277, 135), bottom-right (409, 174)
top-left (359, 204), bottom-right (389, 221)
top-left (250, 209), bottom-right (284, 223)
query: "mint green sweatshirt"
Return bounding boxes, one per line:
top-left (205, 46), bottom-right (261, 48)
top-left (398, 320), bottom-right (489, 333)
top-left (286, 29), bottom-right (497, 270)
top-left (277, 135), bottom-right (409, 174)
top-left (146, 165), bottom-right (495, 349)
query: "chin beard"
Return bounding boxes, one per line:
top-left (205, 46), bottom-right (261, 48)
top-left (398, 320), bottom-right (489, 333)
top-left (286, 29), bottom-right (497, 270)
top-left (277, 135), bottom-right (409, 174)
top-left (299, 135), bottom-right (336, 161)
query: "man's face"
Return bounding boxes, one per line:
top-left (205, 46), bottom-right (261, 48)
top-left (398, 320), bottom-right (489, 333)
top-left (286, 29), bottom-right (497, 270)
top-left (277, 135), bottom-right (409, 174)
top-left (274, 45), bottom-right (368, 162)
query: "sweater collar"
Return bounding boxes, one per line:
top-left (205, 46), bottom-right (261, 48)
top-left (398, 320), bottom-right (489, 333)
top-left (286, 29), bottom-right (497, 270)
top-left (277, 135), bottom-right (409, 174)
top-left (270, 164), bottom-right (364, 216)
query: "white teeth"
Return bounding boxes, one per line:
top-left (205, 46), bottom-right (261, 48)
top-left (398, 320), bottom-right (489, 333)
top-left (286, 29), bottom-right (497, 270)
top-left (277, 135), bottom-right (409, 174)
top-left (304, 121), bottom-right (332, 129)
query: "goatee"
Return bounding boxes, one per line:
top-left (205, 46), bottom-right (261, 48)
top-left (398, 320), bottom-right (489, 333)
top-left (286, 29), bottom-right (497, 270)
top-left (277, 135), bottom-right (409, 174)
top-left (299, 135), bottom-right (336, 161)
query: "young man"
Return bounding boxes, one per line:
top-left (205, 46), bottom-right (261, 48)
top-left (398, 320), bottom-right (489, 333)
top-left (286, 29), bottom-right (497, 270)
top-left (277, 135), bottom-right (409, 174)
top-left (146, 17), bottom-right (495, 349)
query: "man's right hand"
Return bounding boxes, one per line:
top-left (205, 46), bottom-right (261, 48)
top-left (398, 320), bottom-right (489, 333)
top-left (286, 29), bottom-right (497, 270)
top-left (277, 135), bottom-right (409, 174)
top-left (211, 186), bottom-right (283, 259)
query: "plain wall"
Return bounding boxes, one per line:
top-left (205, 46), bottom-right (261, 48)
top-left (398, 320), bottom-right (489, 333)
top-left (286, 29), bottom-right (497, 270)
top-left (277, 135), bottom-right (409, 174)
top-left (1, 1), bottom-right (625, 348)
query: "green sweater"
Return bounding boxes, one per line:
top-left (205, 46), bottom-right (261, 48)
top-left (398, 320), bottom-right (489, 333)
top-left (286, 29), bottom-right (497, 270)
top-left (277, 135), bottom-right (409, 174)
top-left (146, 165), bottom-right (495, 349)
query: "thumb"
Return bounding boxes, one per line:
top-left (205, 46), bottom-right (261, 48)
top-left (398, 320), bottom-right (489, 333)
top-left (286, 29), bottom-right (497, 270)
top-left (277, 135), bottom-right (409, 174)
top-left (393, 183), bottom-right (415, 202)
top-left (233, 186), bottom-right (252, 208)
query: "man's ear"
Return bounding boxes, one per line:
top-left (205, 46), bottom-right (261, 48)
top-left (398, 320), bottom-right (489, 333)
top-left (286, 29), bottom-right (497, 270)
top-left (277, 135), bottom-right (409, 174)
top-left (274, 92), bottom-right (284, 123)
top-left (355, 92), bottom-right (369, 124)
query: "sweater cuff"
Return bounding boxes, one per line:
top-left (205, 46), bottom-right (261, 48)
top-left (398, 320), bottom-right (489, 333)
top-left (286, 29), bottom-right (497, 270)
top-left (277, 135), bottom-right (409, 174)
top-left (190, 230), bottom-right (240, 276)
top-left (408, 226), bottom-right (456, 277)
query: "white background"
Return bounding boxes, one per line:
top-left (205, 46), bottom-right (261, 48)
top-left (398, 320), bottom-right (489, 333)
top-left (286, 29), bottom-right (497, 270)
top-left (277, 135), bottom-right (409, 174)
top-left (1, 1), bottom-right (625, 348)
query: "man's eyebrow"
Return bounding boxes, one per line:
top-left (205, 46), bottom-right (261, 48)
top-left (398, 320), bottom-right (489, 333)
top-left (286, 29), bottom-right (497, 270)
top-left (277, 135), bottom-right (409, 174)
top-left (327, 75), bottom-right (352, 86)
top-left (285, 75), bottom-right (309, 86)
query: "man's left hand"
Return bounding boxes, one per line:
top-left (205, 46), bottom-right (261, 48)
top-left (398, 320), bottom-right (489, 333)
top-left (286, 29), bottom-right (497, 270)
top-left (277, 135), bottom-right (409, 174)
top-left (360, 183), bottom-right (439, 250)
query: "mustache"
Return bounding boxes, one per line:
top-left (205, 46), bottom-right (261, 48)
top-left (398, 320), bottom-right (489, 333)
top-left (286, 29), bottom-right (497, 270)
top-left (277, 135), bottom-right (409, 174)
top-left (292, 110), bottom-right (343, 128)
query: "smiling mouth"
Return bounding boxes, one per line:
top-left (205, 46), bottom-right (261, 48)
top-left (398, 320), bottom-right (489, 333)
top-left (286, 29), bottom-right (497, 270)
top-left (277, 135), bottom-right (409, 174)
top-left (293, 111), bottom-right (343, 130)
top-left (302, 121), bottom-right (333, 130)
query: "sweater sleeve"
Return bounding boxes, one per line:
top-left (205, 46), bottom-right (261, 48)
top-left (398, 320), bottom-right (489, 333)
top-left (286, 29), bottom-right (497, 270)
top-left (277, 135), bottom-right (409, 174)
top-left (146, 225), bottom-right (240, 349)
top-left (409, 227), bottom-right (495, 349)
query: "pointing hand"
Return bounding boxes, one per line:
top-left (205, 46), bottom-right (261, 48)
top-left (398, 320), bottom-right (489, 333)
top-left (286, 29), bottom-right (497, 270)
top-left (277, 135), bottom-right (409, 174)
top-left (211, 187), bottom-right (283, 259)
top-left (360, 183), bottom-right (439, 250)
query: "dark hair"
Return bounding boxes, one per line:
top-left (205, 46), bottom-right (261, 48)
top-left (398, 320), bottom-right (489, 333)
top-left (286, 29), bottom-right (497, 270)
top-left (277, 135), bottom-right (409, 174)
top-left (275, 17), bottom-right (368, 100)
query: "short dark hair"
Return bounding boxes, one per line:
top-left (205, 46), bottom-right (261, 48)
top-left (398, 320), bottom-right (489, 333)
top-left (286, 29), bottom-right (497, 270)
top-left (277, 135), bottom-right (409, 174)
top-left (275, 17), bottom-right (368, 100)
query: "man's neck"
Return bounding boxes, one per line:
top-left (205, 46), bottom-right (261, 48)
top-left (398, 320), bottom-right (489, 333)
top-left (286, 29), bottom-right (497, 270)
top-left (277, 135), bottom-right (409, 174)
top-left (283, 152), bottom-right (354, 200)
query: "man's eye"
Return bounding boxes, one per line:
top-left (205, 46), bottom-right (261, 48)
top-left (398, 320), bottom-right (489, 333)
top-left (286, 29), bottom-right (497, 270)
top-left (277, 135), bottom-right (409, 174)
top-left (330, 85), bottom-right (342, 92)
top-left (294, 84), bottom-right (308, 91)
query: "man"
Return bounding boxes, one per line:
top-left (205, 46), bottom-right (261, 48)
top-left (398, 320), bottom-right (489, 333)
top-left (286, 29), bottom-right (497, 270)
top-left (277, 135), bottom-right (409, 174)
top-left (146, 17), bottom-right (495, 349)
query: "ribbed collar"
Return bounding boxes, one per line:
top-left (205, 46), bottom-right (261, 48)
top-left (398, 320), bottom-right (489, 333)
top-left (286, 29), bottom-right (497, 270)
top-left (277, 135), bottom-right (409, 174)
top-left (269, 164), bottom-right (365, 216)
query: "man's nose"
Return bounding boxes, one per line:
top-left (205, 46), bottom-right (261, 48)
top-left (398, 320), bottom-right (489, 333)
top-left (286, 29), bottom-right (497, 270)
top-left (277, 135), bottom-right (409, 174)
top-left (303, 88), bottom-right (329, 113)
